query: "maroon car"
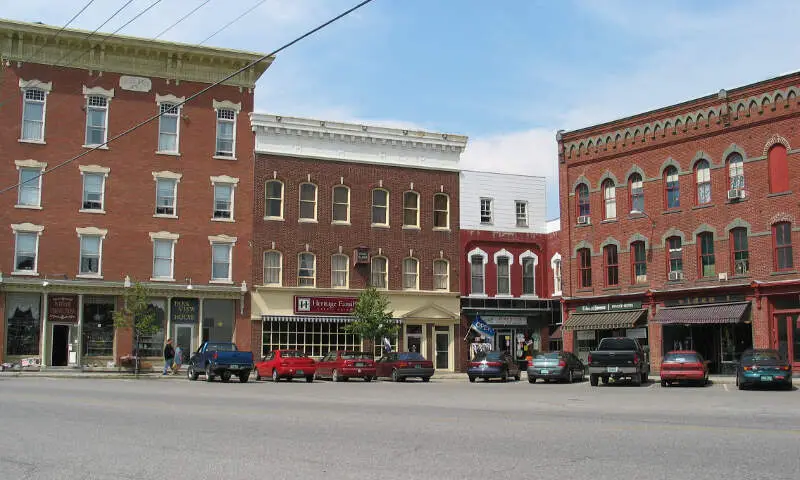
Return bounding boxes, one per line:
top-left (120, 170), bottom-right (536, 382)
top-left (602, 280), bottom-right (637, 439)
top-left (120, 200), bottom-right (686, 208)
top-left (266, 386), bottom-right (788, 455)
top-left (375, 352), bottom-right (435, 382)
top-left (314, 350), bottom-right (376, 382)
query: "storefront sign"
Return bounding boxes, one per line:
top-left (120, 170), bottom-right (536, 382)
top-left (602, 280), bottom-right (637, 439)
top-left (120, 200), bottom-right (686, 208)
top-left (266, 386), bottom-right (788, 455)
top-left (171, 298), bottom-right (199, 324)
top-left (119, 75), bottom-right (152, 92)
top-left (482, 316), bottom-right (528, 326)
top-left (626, 327), bottom-right (648, 339)
top-left (48, 295), bottom-right (78, 323)
top-left (294, 296), bottom-right (357, 315)
top-left (664, 294), bottom-right (746, 307)
top-left (577, 301), bottom-right (642, 313)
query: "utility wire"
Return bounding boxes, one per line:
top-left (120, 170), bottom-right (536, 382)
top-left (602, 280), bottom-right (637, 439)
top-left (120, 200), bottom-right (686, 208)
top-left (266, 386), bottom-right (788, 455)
top-left (197, 0), bottom-right (267, 46)
top-left (152, 0), bottom-right (212, 40)
top-left (1, 0), bottom-right (377, 196)
top-left (52, 0), bottom-right (136, 67)
top-left (28, 0), bottom-right (97, 60)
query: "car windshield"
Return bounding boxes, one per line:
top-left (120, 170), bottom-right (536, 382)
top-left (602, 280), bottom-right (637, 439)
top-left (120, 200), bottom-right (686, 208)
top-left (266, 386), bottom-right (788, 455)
top-left (341, 352), bottom-right (372, 360)
top-left (397, 352), bottom-right (426, 361)
top-left (474, 352), bottom-right (503, 361)
top-left (663, 353), bottom-right (700, 363)
top-left (206, 343), bottom-right (236, 352)
top-left (741, 350), bottom-right (782, 363)
top-left (280, 350), bottom-right (307, 358)
top-left (534, 353), bottom-right (560, 360)
top-left (597, 338), bottom-right (636, 350)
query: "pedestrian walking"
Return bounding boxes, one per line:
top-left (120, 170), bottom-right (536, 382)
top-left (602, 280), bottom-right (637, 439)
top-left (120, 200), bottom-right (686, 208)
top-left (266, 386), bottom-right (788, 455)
top-left (172, 345), bottom-right (183, 374)
top-left (163, 338), bottom-right (175, 376)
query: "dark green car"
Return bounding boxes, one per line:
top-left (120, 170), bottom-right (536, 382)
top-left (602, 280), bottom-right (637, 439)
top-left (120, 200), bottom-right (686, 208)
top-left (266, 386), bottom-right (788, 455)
top-left (736, 349), bottom-right (793, 390)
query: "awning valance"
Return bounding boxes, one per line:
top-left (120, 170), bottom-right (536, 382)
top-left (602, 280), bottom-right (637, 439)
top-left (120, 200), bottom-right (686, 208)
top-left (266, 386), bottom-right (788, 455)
top-left (652, 302), bottom-right (749, 325)
top-left (564, 309), bottom-right (646, 331)
top-left (262, 315), bottom-right (401, 324)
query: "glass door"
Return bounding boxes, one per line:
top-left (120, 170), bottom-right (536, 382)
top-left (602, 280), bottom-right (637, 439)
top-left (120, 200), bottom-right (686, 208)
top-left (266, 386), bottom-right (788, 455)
top-left (776, 314), bottom-right (800, 367)
top-left (406, 325), bottom-right (423, 354)
top-left (174, 324), bottom-right (195, 364)
top-left (434, 326), bottom-right (449, 370)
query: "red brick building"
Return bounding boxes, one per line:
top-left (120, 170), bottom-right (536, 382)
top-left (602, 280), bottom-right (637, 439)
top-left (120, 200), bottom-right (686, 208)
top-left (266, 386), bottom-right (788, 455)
top-left (558, 73), bottom-right (800, 374)
top-left (249, 114), bottom-right (467, 371)
top-left (0, 19), bottom-right (271, 368)
top-left (459, 171), bottom-right (562, 370)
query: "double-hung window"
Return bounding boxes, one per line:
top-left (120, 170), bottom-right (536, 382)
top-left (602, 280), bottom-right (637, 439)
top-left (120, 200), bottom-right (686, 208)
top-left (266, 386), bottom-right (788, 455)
top-left (13, 224), bottom-right (43, 274)
top-left (664, 167), bottom-right (680, 209)
top-left (470, 255), bottom-right (485, 294)
top-left (299, 183), bottom-right (318, 221)
top-left (265, 180), bottom-right (283, 219)
top-left (371, 257), bottom-right (388, 289)
top-left (211, 177), bottom-right (237, 220)
top-left (576, 184), bottom-right (590, 218)
top-left (728, 153), bottom-right (745, 190)
top-left (516, 201), bottom-right (528, 227)
top-left (522, 256), bottom-right (536, 295)
top-left (403, 191), bottom-right (420, 227)
top-left (667, 237), bottom-right (683, 275)
top-left (298, 253), bottom-right (316, 287)
top-left (215, 109), bottom-right (236, 157)
top-left (480, 198), bottom-right (493, 224)
top-left (151, 237), bottom-right (176, 280)
top-left (403, 258), bottom-right (419, 290)
top-left (211, 243), bottom-right (233, 282)
top-left (730, 228), bottom-right (749, 275)
top-left (155, 177), bottom-right (178, 216)
top-left (372, 189), bottom-right (389, 226)
top-left (629, 173), bottom-right (644, 213)
top-left (331, 254), bottom-right (349, 288)
top-left (578, 248), bottom-right (591, 288)
top-left (496, 256), bottom-right (511, 295)
top-left (695, 160), bottom-right (711, 205)
top-left (332, 186), bottom-right (350, 223)
top-left (85, 95), bottom-right (109, 146)
top-left (631, 241), bottom-right (647, 284)
top-left (81, 172), bottom-right (105, 211)
top-left (157, 100), bottom-right (181, 153)
top-left (433, 194), bottom-right (449, 229)
top-left (604, 245), bottom-right (619, 286)
top-left (21, 83), bottom-right (49, 142)
top-left (263, 251), bottom-right (282, 286)
top-left (17, 167), bottom-right (43, 208)
top-left (698, 232), bottom-right (715, 277)
top-left (602, 180), bottom-right (616, 220)
top-left (79, 235), bottom-right (102, 276)
top-left (774, 222), bottom-right (793, 271)
top-left (433, 259), bottom-right (449, 291)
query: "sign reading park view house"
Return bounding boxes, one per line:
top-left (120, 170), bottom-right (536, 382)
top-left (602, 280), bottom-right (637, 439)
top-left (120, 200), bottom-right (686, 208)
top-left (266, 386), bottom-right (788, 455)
top-left (171, 298), bottom-right (199, 324)
top-left (48, 295), bottom-right (78, 323)
top-left (294, 296), bottom-right (358, 315)
top-left (577, 301), bottom-right (642, 313)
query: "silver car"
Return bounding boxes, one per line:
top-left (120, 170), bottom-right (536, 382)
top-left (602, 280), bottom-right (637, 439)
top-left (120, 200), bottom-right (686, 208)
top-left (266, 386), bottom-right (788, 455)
top-left (527, 351), bottom-right (585, 384)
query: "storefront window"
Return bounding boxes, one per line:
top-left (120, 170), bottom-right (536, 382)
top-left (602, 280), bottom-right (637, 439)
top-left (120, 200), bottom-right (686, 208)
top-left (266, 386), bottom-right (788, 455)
top-left (374, 335), bottom-right (398, 359)
top-left (406, 325), bottom-right (423, 354)
top-left (203, 299), bottom-right (234, 343)
top-left (82, 297), bottom-right (115, 357)
top-left (263, 320), bottom-right (360, 358)
top-left (138, 299), bottom-right (166, 357)
top-left (6, 293), bottom-right (41, 356)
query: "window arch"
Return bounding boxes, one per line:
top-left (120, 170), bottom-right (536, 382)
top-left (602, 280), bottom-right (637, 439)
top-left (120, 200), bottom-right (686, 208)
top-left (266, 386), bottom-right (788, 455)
top-left (727, 153), bottom-right (745, 190)
top-left (372, 188), bottom-right (389, 226)
top-left (297, 252), bottom-right (316, 287)
top-left (402, 257), bottom-right (419, 290)
top-left (468, 248), bottom-right (488, 295)
top-left (695, 160), bottom-right (711, 205)
top-left (576, 183), bottom-right (590, 218)
top-left (628, 173), bottom-right (644, 213)
top-left (403, 191), bottom-right (420, 227)
top-left (331, 254), bottom-right (349, 288)
top-left (433, 259), bottom-right (449, 291)
top-left (664, 166), bottom-right (680, 209)
top-left (577, 248), bottom-right (592, 288)
top-left (264, 180), bottom-right (284, 219)
top-left (773, 222), bottom-right (793, 271)
top-left (768, 144), bottom-right (789, 193)
top-left (730, 228), bottom-right (749, 275)
top-left (433, 193), bottom-right (450, 229)
top-left (263, 250), bottom-right (282, 286)
top-left (298, 183), bottom-right (318, 221)
top-left (332, 185), bottom-right (350, 223)
top-left (602, 180), bottom-right (616, 220)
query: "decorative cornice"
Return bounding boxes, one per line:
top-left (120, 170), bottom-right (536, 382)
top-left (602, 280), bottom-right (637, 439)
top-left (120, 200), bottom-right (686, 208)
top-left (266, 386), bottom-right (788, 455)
top-left (18, 78), bottom-right (52, 92)
top-left (152, 171), bottom-right (182, 181)
top-left (208, 234), bottom-right (238, 244)
top-left (210, 175), bottom-right (240, 185)
top-left (15, 159), bottom-right (47, 169)
top-left (11, 223), bottom-right (44, 233)
top-left (83, 86), bottom-right (114, 98)
top-left (76, 227), bottom-right (108, 238)
top-left (79, 164), bottom-right (110, 175)
top-left (149, 231), bottom-right (179, 241)
top-left (155, 94), bottom-right (186, 105)
top-left (213, 99), bottom-right (242, 112)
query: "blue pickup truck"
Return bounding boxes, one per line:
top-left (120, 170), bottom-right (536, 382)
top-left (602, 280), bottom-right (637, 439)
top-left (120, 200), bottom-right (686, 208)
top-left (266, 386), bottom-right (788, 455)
top-left (187, 342), bottom-right (253, 383)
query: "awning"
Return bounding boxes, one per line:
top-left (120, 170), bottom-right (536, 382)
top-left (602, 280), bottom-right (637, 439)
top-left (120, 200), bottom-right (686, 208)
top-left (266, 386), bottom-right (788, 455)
top-left (651, 302), bottom-right (749, 325)
top-left (563, 309), bottom-right (647, 331)
top-left (262, 315), bottom-right (402, 324)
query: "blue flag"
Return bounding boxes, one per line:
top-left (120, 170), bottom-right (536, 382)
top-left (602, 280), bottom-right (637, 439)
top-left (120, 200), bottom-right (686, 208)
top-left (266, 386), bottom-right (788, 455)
top-left (469, 316), bottom-right (495, 338)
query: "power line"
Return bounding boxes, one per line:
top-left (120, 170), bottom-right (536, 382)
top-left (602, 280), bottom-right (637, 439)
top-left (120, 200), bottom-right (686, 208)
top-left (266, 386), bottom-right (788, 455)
top-left (1, 0), bottom-right (377, 196)
top-left (28, 0), bottom-right (97, 60)
top-left (152, 0), bottom-right (212, 40)
top-left (197, 0), bottom-right (267, 46)
top-left (53, 0), bottom-right (136, 67)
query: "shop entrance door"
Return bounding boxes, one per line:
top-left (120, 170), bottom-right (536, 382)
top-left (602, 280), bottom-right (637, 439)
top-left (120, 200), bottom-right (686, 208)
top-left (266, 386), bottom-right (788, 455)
top-left (51, 324), bottom-right (69, 367)
top-left (434, 327), bottom-right (449, 370)
top-left (174, 324), bottom-right (195, 364)
top-left (776, 313), bottom-right (800, 368)
top-left (495, 330), bottom-right (515, 357)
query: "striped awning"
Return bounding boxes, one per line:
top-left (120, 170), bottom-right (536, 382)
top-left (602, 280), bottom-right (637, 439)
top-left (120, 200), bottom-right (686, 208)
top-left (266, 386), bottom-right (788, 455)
top-left (652, 302), bottom-right (749, 325)
top-left (563, 309), bottom-right (647, 331)
top-left (262, 315), bottom-right (402, 324)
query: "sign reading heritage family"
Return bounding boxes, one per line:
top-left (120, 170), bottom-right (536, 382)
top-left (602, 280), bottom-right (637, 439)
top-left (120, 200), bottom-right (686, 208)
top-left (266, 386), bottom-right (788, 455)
top-left (171, 298), bottom-right (199, 324)
top-left (48, 295), bottom-right (78, 323)
top-left (664, 294), bottom-right (746, 307)
top-left (577, 301), bottom-right (642, 313)
top-left (294, 296), bottom-right (357, 315)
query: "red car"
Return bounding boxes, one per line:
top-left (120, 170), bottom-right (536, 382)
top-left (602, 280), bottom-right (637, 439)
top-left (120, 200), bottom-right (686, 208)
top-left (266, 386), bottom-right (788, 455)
top-left (255, 349), bottom-right (316, 383)
top-left (375, 351), bottom-right (434, 382)
top-left (660, 350), bottom-right (709, 387)
top-left (314, 350), bottom-right (376, 382)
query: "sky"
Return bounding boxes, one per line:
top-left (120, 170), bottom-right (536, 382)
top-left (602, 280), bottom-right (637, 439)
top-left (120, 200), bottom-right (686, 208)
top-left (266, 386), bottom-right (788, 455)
top-left (3, 0), bottom-right (800, 219)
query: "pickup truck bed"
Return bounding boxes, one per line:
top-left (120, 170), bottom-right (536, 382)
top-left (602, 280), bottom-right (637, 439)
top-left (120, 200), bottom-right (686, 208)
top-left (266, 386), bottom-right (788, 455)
top-left (187, 342), bottom-right (254, 383)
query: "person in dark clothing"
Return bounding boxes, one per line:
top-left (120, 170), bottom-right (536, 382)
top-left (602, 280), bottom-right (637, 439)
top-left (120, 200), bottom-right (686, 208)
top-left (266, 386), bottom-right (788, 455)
top-left (163, 338), bottom-right (175, 375)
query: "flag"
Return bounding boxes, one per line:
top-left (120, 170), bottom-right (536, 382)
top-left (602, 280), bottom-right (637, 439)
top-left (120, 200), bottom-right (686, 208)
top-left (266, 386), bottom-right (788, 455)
top-left (383, 337), bottom-right (393, 353)
top-left (469, 316), bottom-right (495, 338)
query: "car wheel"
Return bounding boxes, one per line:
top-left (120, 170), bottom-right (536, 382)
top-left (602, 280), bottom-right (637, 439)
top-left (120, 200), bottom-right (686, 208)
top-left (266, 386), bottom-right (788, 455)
top-left (221, 371), bottom-right (232, 383)
top-left (306, 375), bottom-right (314, 383)
top-left (332, 369), bottom-right (340, 383)
top-left (391, 369), bottom-right (400, 383)
top-left (590, 374), bottom-right (599, 387)
top-left (239, 371), bottom-right (250, 383)
top-left (422, 377), bottom-right (430, 382)
top-left (642, 372), bottom-right (649, 384)
top-left (255, 370), bottom-right (262, 381)
top-left (501, 371), bottom-right (508, 383)
top-left (661, 380), bottom-right (668, 387)
top-left (364, 376), bottom-right (373, 382)
top-left (469, 376), bottom-right (476, 383)
top-left (514, 372), bottom-right (521, 382)
top-left (567, 369), bottom-right (574, 383)
top-left (272, 369), bottom-right (279, 382)
top-left (737, 378), bottom-right (745, 390)
top-left (205, 365), bottom-right (215, 382)
top-left (287, 377), bottom-right (293, 382)
top-left (601, 376), bottom-right (609, 384)
top-left (187, 366), bottom-right (198, 381)
top-left (632, 373), bottom-right (642, 386)
top-left (528, 377), bottom-right (536, 384)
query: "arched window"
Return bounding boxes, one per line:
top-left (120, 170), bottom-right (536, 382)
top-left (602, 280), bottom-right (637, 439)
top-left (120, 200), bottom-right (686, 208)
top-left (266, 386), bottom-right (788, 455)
top-left (496, 253), bottom-right (511, 295)
top-left (603, 245), bottom-right (619, 286)
top-left (433, 193), bottom-right (449, 229)
top-left (402, 257), bottom-right (419, 290)
top-left (630, 241), bottom-right (647, 284)
top-left (470, 254), bottom-right (485, 295)
top-left (550, 254), bottom-right (562, 296)
top-left (727, 153), bottom-right (744, 190)
top-left (264, 180), bottom-right (283, 219)
top-left (331, 254), bottom-right (349, 288)
top-left (298, 182), bottom-right (318, 221)
top-left (332, 185), bottom-right (350, 223)
top-left (629, 173), bottom-right (644, 213)
top-left (768, 145), bottom-right (789, 193)
top-left (577, 248), bottom-right (592, 288)
top-left (297, 252), bottom-right (316, 287)
top-left (697, 232), bottom-right (715, 277)
top-left (602, 180), bottom-right (616, 220)
top-left (773, 222), bottom-right (793, 271)
top-left (664, 166), bottom-right (680, 209)
top-left (371, 256), bottom-right (388, 289)
top-left (730, 228), bottom-right (749, 275)
top-left (263, 251), bottom-right (282, 285)
top-left (576, 184), bottom-right (590, 218)
top-left (695, 160), bottom-right (711, 205)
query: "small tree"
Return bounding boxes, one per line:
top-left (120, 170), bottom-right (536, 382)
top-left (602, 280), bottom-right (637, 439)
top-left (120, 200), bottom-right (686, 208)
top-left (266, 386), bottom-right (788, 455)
top-left (113, 282), bottom-right (159, 375)
top-left (345, 286), bottom-right (398, 355)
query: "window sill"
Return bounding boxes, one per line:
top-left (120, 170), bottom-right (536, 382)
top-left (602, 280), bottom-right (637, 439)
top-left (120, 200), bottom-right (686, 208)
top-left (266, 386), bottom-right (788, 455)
top-left (600, 219), bottom-right (618, 224)
top-left (18, 138), bottom-right (46, 145)
top-left (77, 274), bottom-right (103, 280)
top-left (210, 279), bottom-right (234, 285)
top-left (263, 216), bottom-right (285, 222)
top-left (371, 223), bottom-right (390, 229)
top-left (79, 209), bottom-right (106, 214)
top-left (155, 151), bottom-right (181, 157)
top-left (692, 204), bottom-right (715, 210)
top-left (211, 217), bottom-right (235, 223)
top-left (402, 225), bottom-right (421, 230)
top-left (575, 222), bottom-right (592, 228)
top-left (433, 227), bottom-right (451, 232)
top-left (82, 144), bottom-right (109, 150)
top-left (298, 219), bottom-right (318, 224)
top-left (662, 209), bottom-right (682, 215)
top-left (480, 222), bottom-right (493, 226)
top-left (630, 283), bottom-right (650, 289)
top-left (495, 294), bottom-right (513, 298)
top-left (331, 221), bottom-right (351, 226)
top-left (150, 277), bottom-right (175, 282)
top-left (12, 271), bottom-right (39, 277)
top-left (468, 293), bottom-right (488, 298)
top-left (695, 277), bottom-right (718, 283)
top-left (15, 204), bottom-right (43, 210)
top-left (213, 155), bottom-right (237, 161)
top-left (576, 288), bottom-right (593, 293)
top-left (730, 274), bottom-right (750, 280)
top-left (767, 191), bottom-right (792, 198)
top-left (602, 287), bottom-right (622, 292)
top-left (771, 270), bottom-right (798, 276)
top-left (520, 294), bottom-right (539, 299)
top-left (628, 213), bottom-right (649, 220)
top-left (153, 214), bottom-right (178, 219)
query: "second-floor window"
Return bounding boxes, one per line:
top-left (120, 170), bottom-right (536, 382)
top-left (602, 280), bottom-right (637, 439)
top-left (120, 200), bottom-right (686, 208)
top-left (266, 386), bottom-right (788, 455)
top-left (516, 201), bottom-right (528, 227)
top-left (470, 255), bottom-right (484, 294)
top-left (698, 232), bottom-right (715, 277)
top-left (211, 243), bottom-right (233, 282)
top-left (604, 245), bottom-right (619, 286)
top-left (14, 232), bottom-right (39, 273)
top-left (372, 189), bottom-right (389, 226)
top-left (403, 258), bottom-right (419, 290)
top-left (667, 237), bottom-right (683, 274)
top-left (18, 168), bottom-right (42, 208)
top-left (629, 173), bottom-right (644, 212)
top-left (522, 257), bottom-right (536, 295)
top-left (299, 183), bottom-right (317, 221)
top-left (79, 235), bottom-right (102, 276)
top-left (433, 194), bottom-right (449, 229)
top-left (578, 248), bottom-right (591, 288)
top-left (158, 103), bottom-right (180, 153)
top-left (331, 254), bottom-right (349, 288)
top-left (576, 184), bottom-right (590, 218)
top-left (371, 256), bottom-right (388, 289)
top-left (773, 222), bottom-right (793, 271)
top-left (480, 198), bottom-right (493, 224)
top-left (215, 108), bottom-right (236, 157)
top-left (695, 160), bottom-right (711, 205)
top-left (631, 241), bottom-right (647, 284)
top-left (664, 166), bottom-right (680, 209)
top-left (298, 252), bottom-right (316, 287)
top-left (155, 178), bottom-right (177, 216)
top-left (332, 186), bottom-right (350, 223)
top-left (433, 259), bottom-right (449, 290)
top-left (727, 153), bottom-right (745, 190)
top-left (730, 228), bottom-right (749, 275)
top-left (21, 88), bottom-right (46, 142)
top-left (265, 180), bottom-right (283, 219)
top-left (602, 180), bottom-right (616, 220)
top-left (263, 251), bottom-right (282, 285)
top-left (213, 184), bottom-right (234, 220)
top-left (82, 173), bottom-right (105, 211)
top-left (496, 256), bottom-right (511, 295)
top-left (85, 95), bottom-right (109, 146)
top-left (403, 191), bottom-right (420, 227)
top-left (152, 239), bottom-right (175, 280)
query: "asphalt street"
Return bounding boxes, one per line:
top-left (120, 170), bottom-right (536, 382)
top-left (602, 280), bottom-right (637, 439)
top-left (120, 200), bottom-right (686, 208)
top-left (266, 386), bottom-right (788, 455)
top-left (1, 376), bottom-right (799, 480)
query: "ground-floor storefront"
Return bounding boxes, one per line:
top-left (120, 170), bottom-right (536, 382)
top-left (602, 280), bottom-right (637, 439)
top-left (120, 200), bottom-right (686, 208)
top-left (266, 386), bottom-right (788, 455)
top-left (252, 288), bottom-right (461, 371)
top-left (1, 277), bottom-right (250, 369)
top-left (759, 283), bottom-right (800, 372)
top-left (562, 304), bottom-right (649, 365)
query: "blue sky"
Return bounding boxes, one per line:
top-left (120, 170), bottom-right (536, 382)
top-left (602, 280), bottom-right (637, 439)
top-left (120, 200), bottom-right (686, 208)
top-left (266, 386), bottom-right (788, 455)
top-left (4, 0), bottom-right (800, 219)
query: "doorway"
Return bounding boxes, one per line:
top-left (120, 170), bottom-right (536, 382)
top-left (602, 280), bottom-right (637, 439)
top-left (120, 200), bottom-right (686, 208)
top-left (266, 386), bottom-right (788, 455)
top-left (776, 313), bottom-right (800, 368)
top-left (434, 326), bottom-right (449, 370)
top-left (51, 324), bottom-right (69, 367)
top-left (174, 324), bottom-right (195, 364)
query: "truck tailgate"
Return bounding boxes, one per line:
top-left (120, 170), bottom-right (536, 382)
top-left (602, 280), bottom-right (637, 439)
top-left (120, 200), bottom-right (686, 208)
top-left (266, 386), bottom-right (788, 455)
top-left (590, 351), bottom-right (637, 367)
top-left (214, 351), bottom-right (252, 366)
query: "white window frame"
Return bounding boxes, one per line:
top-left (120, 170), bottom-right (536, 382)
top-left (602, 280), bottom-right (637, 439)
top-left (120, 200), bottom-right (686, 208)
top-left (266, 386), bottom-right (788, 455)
top-left (403, 191), bottom-right (420, 228)
top-left (149, 231), bottom-right (179, 281)
top-left (210, 175), bottom-right (239, 222)
top-left (152, 171), bottom-right (182, 218)
top-left (402, 257), bottom-right (419, 290)
top-left (332, 185), bottom-right (351, 224)
top-left (515, 201), bottom-right (529, 227)
top-left (298, 182), bottom-right (318, 222)
top-left (331, 254), bottom-right (349, 288)
top-left (468, 247), bottom-right (488, 296)
top-left (433, 259), bottom-right (450, 291)
top-left (155, 94), bottom-right (185, 155)
top-left (728, 154), bottom-right (745, 190)
top-left (79, 165), bottom-right (110, 213)
top-left (76, 227), bottom-right (108, 278)
top-left (264, 180), bottom-right (284, 220)
top-left (480, 197), bottom-right (493, 224)
top-left (520, 250), bottom-right (539, 297)
top-left (603, 181), bottom-right (617, 219)
top-left (371, 256), bottom-right (388, 289)
top-left (297, 252), bottom-right (316, 287)
top-left (550, 253), bottom-right (562, 296)
top-left (11, 223), bottom-right (44, 276)
top-left (15, 160), bottom-right (47, 209)
top-left (209, 235), bottom-right (237, 283)
top-left (494, 249), bottom-right (514, 297)
top-left (262, 250), bottom-right (282, 286)
top-left (212, 100), bottom-right (241, 159)
top-left (82, 86), bottom-right (114, 148)
top-left (19, 79), bottom-right (52, 143)
top-left (433, 193), bottom-right (450, 230)
top-left (372, 188), bottom-right (389, 227)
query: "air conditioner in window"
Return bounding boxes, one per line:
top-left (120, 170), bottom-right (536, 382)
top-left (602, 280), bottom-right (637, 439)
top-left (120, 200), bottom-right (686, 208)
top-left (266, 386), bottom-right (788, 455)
top-left (577, 215), bottom-right (590, 225)
top-left (718, 272), bottom-right (728, 281)
top-left (668, 271), bottom-right (683, 281)
top-left (727, 189), bottom-right (741, 201)
top-left (738, 189), bottom-right (747, 200)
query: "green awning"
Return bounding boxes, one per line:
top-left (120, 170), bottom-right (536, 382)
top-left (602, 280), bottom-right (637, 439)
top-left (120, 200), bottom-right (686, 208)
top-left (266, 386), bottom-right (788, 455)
top-left (564, 309), bottom-right (647, 331)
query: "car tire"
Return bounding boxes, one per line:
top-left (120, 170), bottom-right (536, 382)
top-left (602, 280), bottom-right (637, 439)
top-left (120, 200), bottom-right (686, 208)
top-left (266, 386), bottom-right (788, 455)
top-left (255, 370), bottom-right (261, 381)
top-left (287, 377), bottom-right (293, 382)
top-left (332, 369), bottom-right (340, 383)
top-left (188, 366), bottom-right (199, 381)
top-left (601, 376), bottom-right (609, 384)
top-left (632, 373), bottom-right (642, 386)
top-left (306, 375), bottom-right (314, 383)
top-left (528, 377), bottom-right (536, 384)
top-left (567, 369), bottom-right (574, 383)
top-left (514, 372), bottom-right (521, 381)
top-left (272, 369), bottom-right (279, 383)
top-left (661, 380), bottom-right (668, 387)
top-left (239, 371), bottom-right (250, 383)
top-left (422, 377), bottom-right (430, 382)
top-left (469, 376), bottom-right (476, 383)
top-left (590, 374), bottom-right (599, 387)
top-left (221, 371), bottom-right (232, 383)
top-left (364, 376), bottom-right (373, 382)
top-left (642, 372), bottom-right (649, 384)
top-left (391, 369), bottom-right (400, 383)
top-left (205, 365), bottom-right (215, 382)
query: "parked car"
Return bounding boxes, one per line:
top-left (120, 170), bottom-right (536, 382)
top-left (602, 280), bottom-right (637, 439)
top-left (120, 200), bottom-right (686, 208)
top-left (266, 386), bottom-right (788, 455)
top-left (736, 349), bottom-right (793, 390)
top-left (187, 342), bottom-right (253, 383)
top-left (255, 349), bottom-right (316, 383)
top-left (527, 351), bottom-right (585, 383)
top-left (375, 352), bottom-right (434, 382)
top-left (315, 350), bottom-right (376, 382)
top-left (467, 351), bottom-right (521, 383)
top-left (660, 350), bottom-right (709, 387)
top-left (588, 337), bottom-right (649, 386)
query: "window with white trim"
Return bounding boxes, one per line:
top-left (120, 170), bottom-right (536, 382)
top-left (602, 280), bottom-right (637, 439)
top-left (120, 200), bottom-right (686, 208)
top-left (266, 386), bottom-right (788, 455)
top-left (215, 108), bottom-right (236, 157)
top-left (82, 173), bottom-right (105, 211)
top-left (372, 189), bottom-right (389, 226)
top-left (155, 178), bottom-right (177, 216)
top-left (158, 103), bottom-right (180, 153)
top-left (603, 180), bottom-right (617, 220)
top-left (402, 258), bottom-right (419, 290)
top-left (79, 235), bottom-right (102, 276)
top-left (433, 193), bottom-right (449, 229)
top-left (17, 168), bottom-right (42, 207)
top-left (480, 198), bottom-right (493, 224)
top-left (298, 252), bottom-right (316, 287)
top-left (551, 255), bottom-right (562, 296)
top-left (371, 256), bottom-right (388, 289)
top-left (265, 180), bottom-right (283, 219)
top-left (213, 184), bottom-right (234, 220)
top-left (263, 251), bottom-right (282, 285)
top-left (470, 255), bottom-right (485, 294)
top-left (152, 239), bottom-right (175, 280)
top-left (433, 259), bottom-right (449, 290)
top-left (85, 95), bottom-right (109, 146)
top-left (21, 88), bottom-right (46, 141)
top-left (14, 232), bottom-right (39, 273)
top-left (332, 185), bottom-right (350, 223)
top-left (299, 183), bottom-right (318, 221)
top-left (515, 201), bottom-right (528, 227)
top-left (496, 256), bottom-right (511, 295)
top-left (403, 191), bottom-right (419, 227)
top-left (331, 254), bottom-right (349, 288)
top-left (211, 243), bottom-right (233, 281)
top-left (522, 256), bottom-right (536, 295)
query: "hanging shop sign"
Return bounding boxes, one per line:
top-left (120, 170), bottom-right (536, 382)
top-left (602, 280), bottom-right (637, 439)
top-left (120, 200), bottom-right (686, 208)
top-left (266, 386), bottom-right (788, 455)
top-left (663, 294), bottom-right (746, 307)
top-left (294, 296), bottom-right (358, 315)
top-left (48, 295), bottom-right (78, 323)
top-left (171, 298), bottom-right (199, 324)
top-left (353, 247), bottom-right (370, 265)
top-left (482, 316), bottom-right (528, 326)
top-left (577, 301), bottom-right (642, 313)
top-left (626, 327), bottom-right (648, 339)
